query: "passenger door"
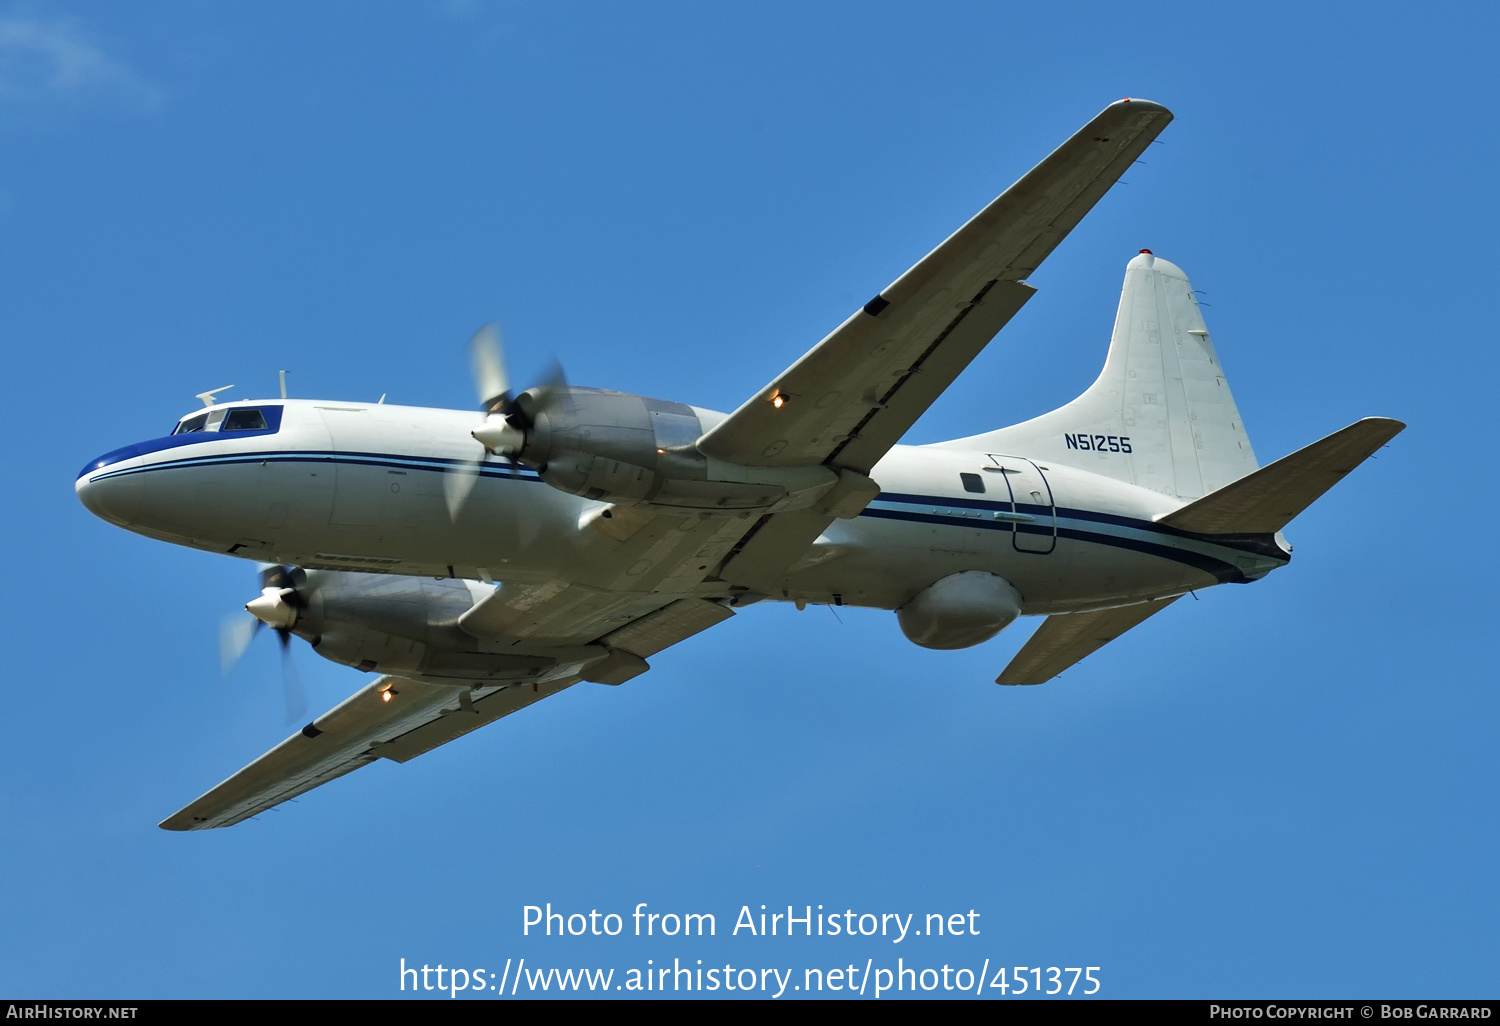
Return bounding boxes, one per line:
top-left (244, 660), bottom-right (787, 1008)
top-left (985, 454), bottom-right (1056, 554)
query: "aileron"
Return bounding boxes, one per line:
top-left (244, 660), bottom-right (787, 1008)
top-left (161, 675), bottom-right (469, 830)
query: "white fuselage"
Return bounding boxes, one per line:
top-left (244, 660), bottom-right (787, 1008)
top-left (76, 398), bottom-right (1287, 617)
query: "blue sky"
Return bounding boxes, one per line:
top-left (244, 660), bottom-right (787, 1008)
top-left (2, 1), bottom-right (1496, 999)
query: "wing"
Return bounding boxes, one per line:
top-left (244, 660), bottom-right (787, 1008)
top-left (160, 674), bottom-right (577, 830)
top-left (996, 597), bottom-right (1180, 686)
top-left (698, 98), bottom-right (1173, 475)
top-left (164, 516), bottom-right (747, 830)
top-left (457, 579), bottom-right (737, 686)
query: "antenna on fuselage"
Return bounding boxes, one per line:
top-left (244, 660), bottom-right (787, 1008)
top-left (279, 370), bottom-right (288, 399)
top-left (195, 385), bottom-right (234, 407)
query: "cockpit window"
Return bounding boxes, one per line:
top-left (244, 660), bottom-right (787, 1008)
top-left (223, 408), bottom-right (269, 431)
top-left (167, 404), bottom-right (282, 439)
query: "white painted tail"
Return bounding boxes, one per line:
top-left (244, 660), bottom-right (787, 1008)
top-left (935, 252), bottom-right (1258, 500)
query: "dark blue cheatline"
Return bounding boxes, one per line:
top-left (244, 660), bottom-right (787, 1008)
top-left (78, 406), bottom-right (286, 479)
top-left (82, 447), bottom-right (543, 484)
top-left (860, 493), bottom-right (1287, 584)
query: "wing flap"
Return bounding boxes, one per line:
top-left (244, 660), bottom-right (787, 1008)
top-left (697, 99), bottom-right (1172, 473)
top-left (602, 597), bottom-right (735, 658)
top-left (1158, 418), bottom-right (1405, 535)
top-left (371, 678), bottom-right (579, 764)
top-left (458, 578), bottom-right (659, 646)
top-left (997, 598), bottom-right (1180, 686)
top-left (717, 509), bottom-right (840, 594)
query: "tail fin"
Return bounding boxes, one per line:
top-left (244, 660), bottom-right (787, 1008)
top-left (934, 251), bottom-right (1258, 500)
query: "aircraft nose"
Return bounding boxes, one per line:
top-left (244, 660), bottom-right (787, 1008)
top-left (76, 455), bottom-right (143, 526)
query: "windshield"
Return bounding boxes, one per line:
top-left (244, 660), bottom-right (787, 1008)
top-left (173, 413), bottom-right (209, 434)
top-left (170, 405), bottom-right (283, 437)
top-left (223, 408), bottom-right (268, 431)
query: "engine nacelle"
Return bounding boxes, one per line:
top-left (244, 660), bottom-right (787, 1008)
top-left (897, 572), bottom-right (1023, 650)
top-left (289, 571), bottom-right (579, 682)
top-left (517, 387), bottom-right (857, 516)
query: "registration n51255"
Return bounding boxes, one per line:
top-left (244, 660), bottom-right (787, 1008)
top-left (1065, 433), bottom-right (1132, 453)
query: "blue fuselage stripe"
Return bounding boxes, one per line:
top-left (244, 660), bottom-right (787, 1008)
top-left (87, 449), bottom-right (544, 483)
top-left (84, 447), bottom-right (1281, 584)
top-left (858, 503), bottom-right (1278, 584)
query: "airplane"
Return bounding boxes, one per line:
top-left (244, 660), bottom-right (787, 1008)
top-left (75, 98), bottom-right (1404, 830)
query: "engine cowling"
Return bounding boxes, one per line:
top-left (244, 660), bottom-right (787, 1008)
top-left (515, 387), bottom-right (856, 516)
top-left (897, 572), bottom-right (1024, 650)
top-left (287, 572), bottom-right (567, 682)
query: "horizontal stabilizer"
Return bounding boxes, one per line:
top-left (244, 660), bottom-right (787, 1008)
top-left (1158, 417), bottom-right (1405, 535)
top-left (997, 597), bottom-right (1179, 686)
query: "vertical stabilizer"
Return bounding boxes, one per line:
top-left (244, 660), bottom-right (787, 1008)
top-left (934, 252), bottom-right (1259, 500)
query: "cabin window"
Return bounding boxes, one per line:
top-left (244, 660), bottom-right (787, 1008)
top-left (960, 472), bottom-right (985, 494)
top-left (173, 413), bottom-right (209, 434)
top-left (223, 408), bottom-right (269, 431)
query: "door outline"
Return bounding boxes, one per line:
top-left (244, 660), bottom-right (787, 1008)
top-left (985, 454), bottom-right (1057, 554)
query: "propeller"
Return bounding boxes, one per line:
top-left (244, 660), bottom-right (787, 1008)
top-left (444, 323), bottom-right (567, 520)
top-left (274, 622), bottom-right (309, 726)
top-left (219, 613), bottom-right (259, 673)
top-left (219, 564), bottom-right (310, 725)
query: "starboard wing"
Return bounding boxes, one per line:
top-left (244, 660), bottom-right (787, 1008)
top-left (697, 99), bottom-right (1174, 477)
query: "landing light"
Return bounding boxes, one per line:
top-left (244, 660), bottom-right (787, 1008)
top-left (771, 394), bottom-right (787, 409)
top-left (381, 690), bottom-right (394, 703)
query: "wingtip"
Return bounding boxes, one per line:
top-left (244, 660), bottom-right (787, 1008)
top-left (1111, 97), bottom-right (1172, 116)
top-left (1351, 416), bottom-right (1407, 444)
top-left (159, 809), bottom-right (217, 831)
top-left (995, 675), bottom-right (1043, 687)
